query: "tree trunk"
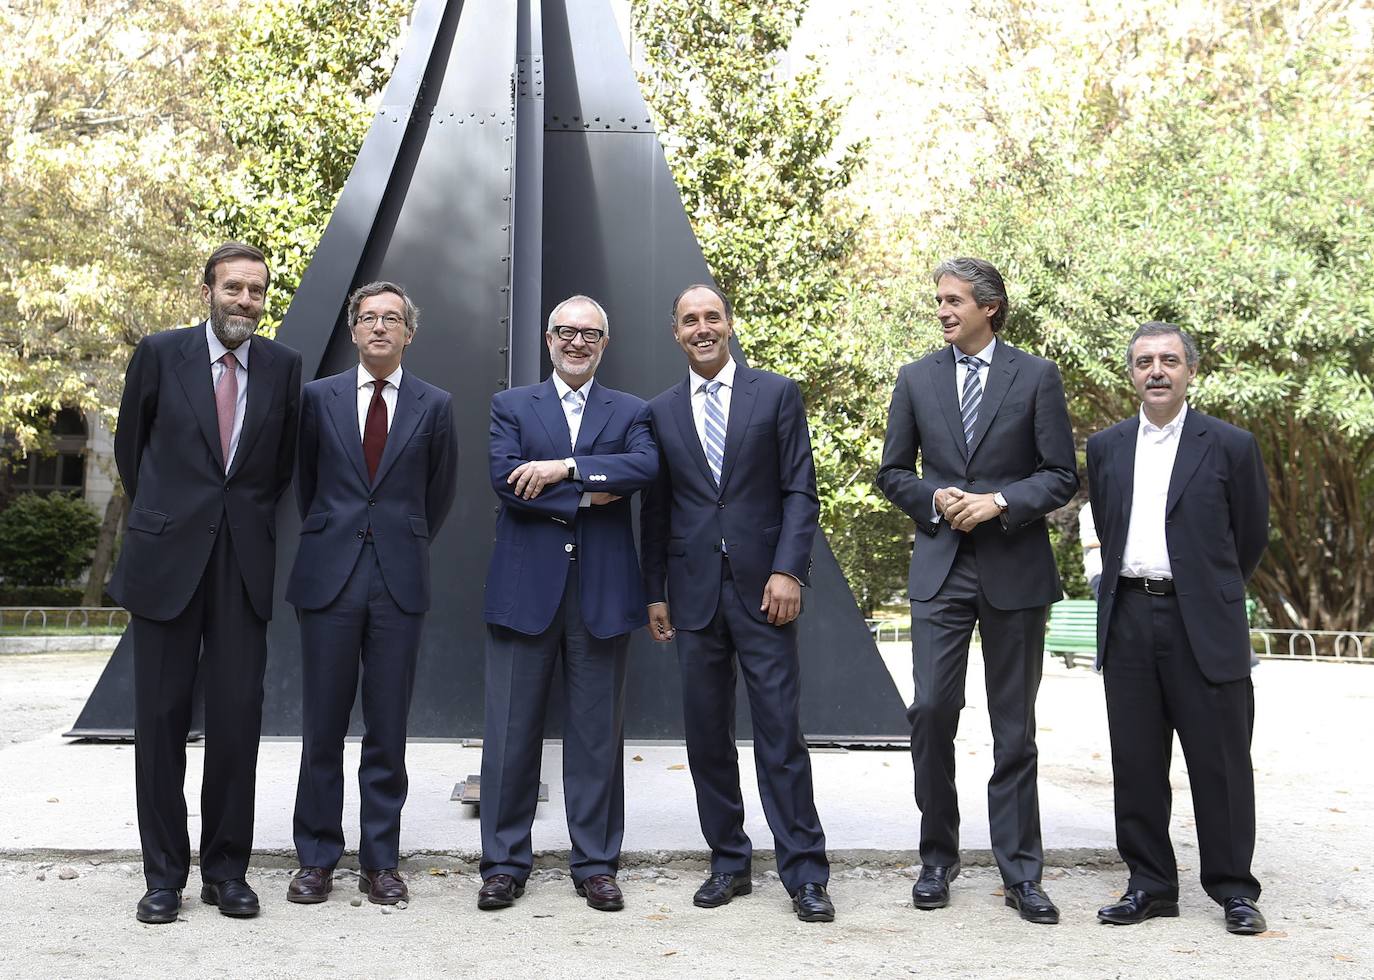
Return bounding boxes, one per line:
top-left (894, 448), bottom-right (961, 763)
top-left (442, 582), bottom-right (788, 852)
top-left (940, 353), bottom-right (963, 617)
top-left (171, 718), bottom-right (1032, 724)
top-left (82, 486), bottom-right (126, 607)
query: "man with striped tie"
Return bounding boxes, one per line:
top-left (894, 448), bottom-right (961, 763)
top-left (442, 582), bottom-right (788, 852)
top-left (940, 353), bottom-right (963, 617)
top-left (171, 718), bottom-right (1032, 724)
top-left (477, 295), bottom-right (657, 913)
top-left (877, 257), bottom-right (1078, 924)
top-left (641, 284), bottom-right (834, 923)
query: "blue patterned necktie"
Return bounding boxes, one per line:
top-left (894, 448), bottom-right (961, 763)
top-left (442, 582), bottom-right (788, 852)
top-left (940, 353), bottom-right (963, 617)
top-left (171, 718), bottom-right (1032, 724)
top-left (701, 380), bottom-right (726, 486)
top-left (959, 355), bottom-right (983, 448)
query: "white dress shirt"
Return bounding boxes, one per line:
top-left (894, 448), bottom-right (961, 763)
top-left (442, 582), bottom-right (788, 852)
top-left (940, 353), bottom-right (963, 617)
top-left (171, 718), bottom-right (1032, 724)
top-left (688, 356), bottom-right (736, 453)
top-left (356, 363), bottom-right (403, 437)
top-left (551, 373), bottom-right (593, 449)
top-left (206, 323), bottom-right (250, 470)
top-left (1121, 402), bottom-right (1188, 579)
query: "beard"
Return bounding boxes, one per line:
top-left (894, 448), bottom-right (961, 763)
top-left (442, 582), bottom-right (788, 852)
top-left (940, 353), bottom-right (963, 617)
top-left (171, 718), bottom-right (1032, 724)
top-left (209, 301), bottom-right (259, 348)
top-left (551, 347), bottom-right (601, 379)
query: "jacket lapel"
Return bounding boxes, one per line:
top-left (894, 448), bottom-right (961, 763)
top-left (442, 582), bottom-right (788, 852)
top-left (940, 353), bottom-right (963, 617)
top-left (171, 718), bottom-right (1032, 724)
top-left (573, 382), bottom-right (612, 454)
top-left (933, 348), bottom-right (966, 457)
top-left (227, 340), bottom-right (277, 478)
top-left (372, 374), bottom-right (425, 489)
top-left (670, 377), bottom-right (715, 487)
top-left (533, 377), bottom-right (574, 458)
top-left (325, 371), bottom-right (371, 487)
top-left (173, 324), bottom-right (226, 471)
top-left (1166, 411), bottom-right (1210, 514)
top-left (1114, 417), bottom-right (1139, 530)
top-left (717, 366), bottom-right (757, 491)
top-left (965, 343), bottom-right (1018, 461)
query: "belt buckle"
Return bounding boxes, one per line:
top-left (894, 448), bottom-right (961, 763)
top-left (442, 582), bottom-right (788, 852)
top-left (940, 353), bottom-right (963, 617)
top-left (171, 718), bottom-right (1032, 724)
top-left (1143, 578), bottom-right (1165, 596)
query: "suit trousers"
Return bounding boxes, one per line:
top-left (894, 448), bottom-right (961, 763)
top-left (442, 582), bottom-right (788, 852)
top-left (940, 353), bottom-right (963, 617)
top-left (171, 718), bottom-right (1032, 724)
top-left (908, 537), bottom-right (1047, 885)
top-left (293, 541), bottom-right (423, 872)
top-left (480, 561), bottom-right (629, 885)
top-left (676, 556), bottom-right (829, 895)
top-left (132, 521), bottom-right (266, 889)
top-left (1103, 586), bottom-right (1260, 904)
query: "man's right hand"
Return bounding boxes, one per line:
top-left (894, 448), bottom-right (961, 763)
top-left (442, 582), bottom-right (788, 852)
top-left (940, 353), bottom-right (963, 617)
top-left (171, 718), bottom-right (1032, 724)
top-left (647, 602), bottom-right (676, 643)
top-left (933, 486), bottom-right (965, 519)
top-left (587, 492), bottom-right (622, 506)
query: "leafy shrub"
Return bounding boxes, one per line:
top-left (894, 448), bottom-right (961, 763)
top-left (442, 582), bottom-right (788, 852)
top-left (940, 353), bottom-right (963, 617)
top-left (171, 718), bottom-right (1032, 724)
top-left (0, 492), bottom-right (100, 587)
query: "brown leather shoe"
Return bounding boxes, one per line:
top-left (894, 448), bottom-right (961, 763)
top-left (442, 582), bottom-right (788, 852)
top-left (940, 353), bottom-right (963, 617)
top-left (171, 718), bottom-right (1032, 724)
top-left (575, 873), bottom-right (624, 912)
top-left (359, 868), bottom-right (408, 905)
top-left (286, 867), bottom-right (333, 904)
top-left (477, 873), bottom-right (525, 910)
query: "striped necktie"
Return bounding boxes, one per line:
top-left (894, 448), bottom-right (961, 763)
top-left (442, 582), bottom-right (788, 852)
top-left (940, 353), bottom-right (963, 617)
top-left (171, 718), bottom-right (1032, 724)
top-left (701, 380), bottom-right (726, 486)
top-left (959, 354), bottom-right (983, 448)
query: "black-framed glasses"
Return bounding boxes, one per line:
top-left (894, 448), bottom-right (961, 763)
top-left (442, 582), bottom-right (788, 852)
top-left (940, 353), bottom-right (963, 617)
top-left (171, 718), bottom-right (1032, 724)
top-left (552, 325), bottom-right (605, 343)
top-left (358, 312), bottom-right (406, 328)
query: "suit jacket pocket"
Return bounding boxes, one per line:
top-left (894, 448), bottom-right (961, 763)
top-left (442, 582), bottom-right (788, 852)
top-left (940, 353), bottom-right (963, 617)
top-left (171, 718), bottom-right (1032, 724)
top-left (127, 507), bottom-right (167, 535)
top-left (999, 401), bottom-right (1026, 417)
top-left (1219, 578), bottom-right (1245, 602)
top-left (762, 523), bottom-right (782, 548)
top-left (300, 512), bottom-right (329, 533)
top-left (408, 515), bottom-right (430, 538)
top-left (667, 536), bottom-right (687, 557)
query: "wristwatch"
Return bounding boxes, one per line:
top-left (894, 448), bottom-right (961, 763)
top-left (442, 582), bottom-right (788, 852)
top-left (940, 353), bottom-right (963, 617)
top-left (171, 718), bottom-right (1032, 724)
top-left (994, 492), bottom-right (1009, 513)
top-left (564, 457), bottom-right (576, 481)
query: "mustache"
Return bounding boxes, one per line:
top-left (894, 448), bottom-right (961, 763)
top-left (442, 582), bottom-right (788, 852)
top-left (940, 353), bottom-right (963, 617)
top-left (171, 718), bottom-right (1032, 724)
top-left (1145, 378), bottom-right (1172, 389)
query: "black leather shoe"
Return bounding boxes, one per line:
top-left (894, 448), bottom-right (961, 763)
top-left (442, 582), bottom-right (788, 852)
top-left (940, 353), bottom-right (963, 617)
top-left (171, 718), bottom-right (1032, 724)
top-left (286, 867), bottom-right (333, 904)
top-left (693, 871), bottom-right (753, 908)
top-left (200, 878), bottom-right (260, 918)
top-left (1005, 881), bottom-right (1060, 924)
top-left (575, 873), bottom-right (624, 912)
top-left (911, 861), bottom-right (960, 910)
top-left (1223, 896), bottom-right (1267, 935)
top-left (792, 882), bottom-right (835, 922)
top-left (477, 874), bottom-right (525, 910)
top-left (359, 868), bottom-right (409, 905)
top-left (1098, 889), bottom-right (1180, 925)
top-left (136, 888), bottom-right (182, 924)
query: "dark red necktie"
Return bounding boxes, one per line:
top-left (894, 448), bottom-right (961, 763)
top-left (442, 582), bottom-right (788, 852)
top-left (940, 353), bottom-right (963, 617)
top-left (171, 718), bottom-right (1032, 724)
top-left (363, 380), bottom-right (388, 482)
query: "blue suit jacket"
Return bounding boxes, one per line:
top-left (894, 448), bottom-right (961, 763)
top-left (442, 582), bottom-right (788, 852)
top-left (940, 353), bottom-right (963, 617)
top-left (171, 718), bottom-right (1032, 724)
top-left (109, 323), bottom-right (301, 622)
top-left (482, 378), bottom-right (657, 639)
top-left (1087, 408), bottom-right (1269, 683)
top-left (285, 367), bottom-right (458, 614)
top-left (640, 365), bottom-right (819, 631)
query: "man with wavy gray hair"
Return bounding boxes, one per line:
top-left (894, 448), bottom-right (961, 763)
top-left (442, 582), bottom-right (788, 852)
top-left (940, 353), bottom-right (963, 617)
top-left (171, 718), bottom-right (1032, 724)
top-left (878, 256), bottom-right (1077, 924)
top-left (285, 280), bottom-right (458, 907)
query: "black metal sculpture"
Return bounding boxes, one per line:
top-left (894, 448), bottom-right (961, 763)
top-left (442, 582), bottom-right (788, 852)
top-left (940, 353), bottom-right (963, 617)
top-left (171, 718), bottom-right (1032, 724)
top-left (69, 0), bottom-right (907, 742)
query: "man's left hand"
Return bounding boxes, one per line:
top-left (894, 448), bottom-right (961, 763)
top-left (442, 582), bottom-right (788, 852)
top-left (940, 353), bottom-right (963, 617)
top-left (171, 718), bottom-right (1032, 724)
top-left (508, 459), bottom-right (568, 499)
top-left (760, 572), bottom-right (801, 626)
top-left (943, 491), bottom-right (1003, 532)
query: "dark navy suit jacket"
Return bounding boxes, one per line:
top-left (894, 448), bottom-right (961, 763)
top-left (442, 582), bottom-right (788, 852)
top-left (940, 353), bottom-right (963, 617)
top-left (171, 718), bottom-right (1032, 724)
top-left (285, 367), bottom-right (458, 615)
top-left (109, 323), bottom-right (301, 622)
top-left (482, 378), bottom-right (657, 639)
top-left (877, 341), bottom-right (1078, 610)
top-left (1087, 408), bottom-right (1269, 683)
top-left (640, 365), bottom-right (819, 632)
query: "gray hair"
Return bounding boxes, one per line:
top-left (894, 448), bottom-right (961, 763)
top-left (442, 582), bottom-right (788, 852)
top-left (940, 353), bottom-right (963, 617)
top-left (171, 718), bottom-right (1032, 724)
top-left (347, 281), bottom-right (419, 335)
top-left (547, 294), bottom-right (609, 335)
top-left (1126, 321), bottom-right (1198, 371)
top-left (932, 257), bottom-right (1009, 333)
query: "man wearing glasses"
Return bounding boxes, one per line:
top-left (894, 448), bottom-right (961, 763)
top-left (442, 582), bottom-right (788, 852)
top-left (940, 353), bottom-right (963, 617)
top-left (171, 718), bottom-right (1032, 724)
top-left (284, 281), bottom-right (457, 907)
top-left (476, 295), bottom-right (657, 913)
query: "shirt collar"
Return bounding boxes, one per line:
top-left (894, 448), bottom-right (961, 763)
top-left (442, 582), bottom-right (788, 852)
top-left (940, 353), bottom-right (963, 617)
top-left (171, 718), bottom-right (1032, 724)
top-left (954, 337), bottom-right (996, 365)
top-left (690, 356), bottom-right (736, 394)
top-left (551, 373), bottom-right (593, 402)
top-left (1139, 400), bottom-right (1188, 436)
top-left (357, 362), bottom-right (404, 392)
top-left (206, 321), bottom-right (251, 369)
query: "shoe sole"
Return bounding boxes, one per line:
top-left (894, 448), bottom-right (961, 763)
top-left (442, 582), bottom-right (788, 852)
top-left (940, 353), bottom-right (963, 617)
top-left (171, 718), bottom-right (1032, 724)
top-left (693, 882), bottom-right (753, 908)
top-left (135, 910), bottom-right (179, 924)
top-left (1005, 896), bottom-right (1059, 924)
top-left (199, 888), bottom-right (259, 918)
top-left (575, 885), bottom-right (624, 912)
top-left (794, 906), bottom-right (835, 923)
top-left (286, 890), bottom-right (331, 905)
top-left (477, 884), bottom-right (525, 911)
top-left (1098, 903), bottom-right (1180, 925)
top-left (1226, 921), bottom-right (1266, 935)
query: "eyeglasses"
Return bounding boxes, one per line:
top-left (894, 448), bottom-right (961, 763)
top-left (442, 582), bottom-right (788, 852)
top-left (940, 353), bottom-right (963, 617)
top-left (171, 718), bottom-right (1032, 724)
top-left (358, 313), bottom-right (405, 328)
top-left (552, 325), bottom-right (606, 343)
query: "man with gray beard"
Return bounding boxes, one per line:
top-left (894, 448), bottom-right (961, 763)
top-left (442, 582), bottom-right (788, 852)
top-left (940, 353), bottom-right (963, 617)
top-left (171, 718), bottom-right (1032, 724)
top-left (110, 242), bottom-right (301, 924)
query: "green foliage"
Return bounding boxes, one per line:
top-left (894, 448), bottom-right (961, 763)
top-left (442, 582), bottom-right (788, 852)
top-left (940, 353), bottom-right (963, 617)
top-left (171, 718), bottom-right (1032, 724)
top-left (199, 0), bottom-right (410, 333)
top-left (1049, 508), bottom-right (1090, 601)
top-left (0, 492), bottom-right (100, 587)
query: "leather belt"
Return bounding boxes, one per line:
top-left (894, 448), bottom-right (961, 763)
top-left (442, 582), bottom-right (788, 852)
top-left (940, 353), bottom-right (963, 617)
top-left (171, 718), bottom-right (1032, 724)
top-left (1119, 576), bottom-right (1174, 596)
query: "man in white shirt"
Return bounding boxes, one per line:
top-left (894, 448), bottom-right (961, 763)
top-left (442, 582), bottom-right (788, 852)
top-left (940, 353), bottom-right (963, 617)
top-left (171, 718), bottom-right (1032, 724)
top-left (285, 281), bottom-right (458, 907)
top-left (1086, 321), bottom-right (1270, 935)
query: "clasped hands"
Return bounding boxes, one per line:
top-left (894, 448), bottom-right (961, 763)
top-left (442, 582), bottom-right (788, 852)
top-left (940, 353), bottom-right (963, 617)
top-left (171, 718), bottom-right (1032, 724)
top-left (647, 572), bottom-right (801, 644)
top-left (508, 459), bottom-right (619, 505)
top-left (935, 486), bottom-right (1002, 532)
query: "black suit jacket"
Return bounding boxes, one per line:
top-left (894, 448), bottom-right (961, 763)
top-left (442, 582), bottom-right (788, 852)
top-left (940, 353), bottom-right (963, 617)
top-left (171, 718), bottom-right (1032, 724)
top-left (877, 341), bottom-right (1078, 609)
top-left (109, 323), bottom-right (301, 622)
top-left (1087, 408), bottom-right (1269, 683)
top-left (641, 365), bottom-right (818, 631)
top-left (285, 368), bottom-right (458, 615)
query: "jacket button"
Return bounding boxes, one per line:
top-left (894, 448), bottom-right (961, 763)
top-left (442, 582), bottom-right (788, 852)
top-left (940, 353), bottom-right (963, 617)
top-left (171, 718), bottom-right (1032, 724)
top-left (357, 530), bottom-right (365, 539)
top-left (718, 501), bottom-right (725, 509)
top-left (369, 498), bottom-right (377, 506)
top-left (209, 525), bottom-right (216, 534)
top-left (564, 543), bottom-right (574, 553)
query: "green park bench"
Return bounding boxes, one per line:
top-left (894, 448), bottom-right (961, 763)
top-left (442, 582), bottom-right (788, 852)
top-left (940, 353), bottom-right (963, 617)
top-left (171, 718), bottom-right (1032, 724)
top-left (1044, 599), bottom-right (1098, 670)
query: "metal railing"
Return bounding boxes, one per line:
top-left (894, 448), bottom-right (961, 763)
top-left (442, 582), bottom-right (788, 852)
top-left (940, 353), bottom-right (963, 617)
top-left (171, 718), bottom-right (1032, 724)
top-left (1250, 628), bottom-right (1373, 663)
top-left (0, 606), bottom-right (131, 631)
top-left (866, 620), bottom-right (910, 644)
